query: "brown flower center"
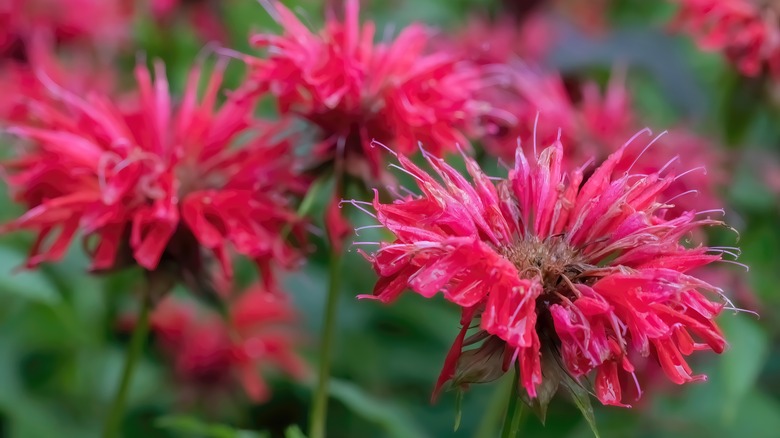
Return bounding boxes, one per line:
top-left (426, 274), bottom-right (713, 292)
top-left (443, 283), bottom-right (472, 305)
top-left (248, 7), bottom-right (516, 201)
top-left (501, 236), bottom-right (587, 297)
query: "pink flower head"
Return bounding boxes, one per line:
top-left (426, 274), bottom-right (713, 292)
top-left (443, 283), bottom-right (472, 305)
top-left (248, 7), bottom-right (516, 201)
top-left (0, 0), bottom-right (134, 56)
top-left (672, 0), bottom-right (780, 78)
top-left (355, 134), bottom-right (739, 409)
top-left (2, 58), bottom-right (306, 286)
top-left (247, 0), bottom-right (483, 181)
top-left (150, 285), bottom-right (307, 402)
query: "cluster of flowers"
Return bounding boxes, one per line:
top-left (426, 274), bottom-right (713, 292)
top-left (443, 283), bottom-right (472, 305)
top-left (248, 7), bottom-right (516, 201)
top-left (0, 0), bottom-right (746, 421)
top-left (671, 0), bottom-right (780, 79)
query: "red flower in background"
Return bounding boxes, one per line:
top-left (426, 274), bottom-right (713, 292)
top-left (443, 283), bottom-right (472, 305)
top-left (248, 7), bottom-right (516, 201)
top-left (150, 285), bottom-right (307, 402)
top-left (672, 0), bottom-right (780, 78)
top-left (356, 136), bottom-right (738, 408)
top-left (1, 58), bottom-right (306, 287)
top-left (0, 35), bottom-right (115, 123)
top-left (440, 15), bottom-right (554, 67)
top-left (0, 0), bottom-right (134, 57)
top-left (247, 0), bottom-right (484, 182)
top-left (481, 67), bottom-right (725, 216)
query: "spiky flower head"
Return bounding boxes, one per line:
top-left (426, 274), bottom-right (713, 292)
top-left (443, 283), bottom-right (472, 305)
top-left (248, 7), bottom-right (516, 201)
top-left (247, 0), bottom-right (484, 182)
top-left (672, 0), bottom-right (780, 78)
top-left (354, 133), bottom-right (740, 411)
top-left (0, 0), bottom-right (133, 57)
top-left (149, 284), bottom-right (307, 402)
top-left (1, 57), bottom-right (306, 290)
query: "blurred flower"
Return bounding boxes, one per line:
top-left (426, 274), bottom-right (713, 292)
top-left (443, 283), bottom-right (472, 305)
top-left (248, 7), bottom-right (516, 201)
top-left (552, 0), bottom-right (613, 34)
top-left (247, 0), bottom-right (484, 184)
top-left (671, 0), bottom-right (780, 78)
top-left (0, 0), bottom-right (134, 58)
top-left (481, 67), bottom-right (725, 216)
top-left (355, 137), bottom-right (737, 409)
top-left (498, 0), bottom-right (547, 23)
top-left (1, 58), bottom-right (306, 290)
top-left (149, 285), bottom-right (307, 402)
top-left (761, 153), bottom-right (780, 199)
top-left (0, 35), bottom-right (115, 123)
top-left (440, 15), bottom-right (554, 66)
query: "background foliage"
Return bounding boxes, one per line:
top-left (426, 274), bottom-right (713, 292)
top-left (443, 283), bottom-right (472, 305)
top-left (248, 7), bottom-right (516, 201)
top-left (1, 0), bottom-right (779, 437)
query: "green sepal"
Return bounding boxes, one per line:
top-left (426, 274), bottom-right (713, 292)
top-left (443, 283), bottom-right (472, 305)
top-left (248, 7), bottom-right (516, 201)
top-left (560, 375), bottom-right (601, 438)
top-left (453, 389), bottom-right (464, 431)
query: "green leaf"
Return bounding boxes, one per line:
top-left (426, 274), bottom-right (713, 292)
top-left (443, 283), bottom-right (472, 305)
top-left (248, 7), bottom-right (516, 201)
top-left (453, 389), bottom-right (464, 431)
top-left (520, 347), bottom-right (564, 424)
top-left (719, 314), bottom-right (770, 424)
top-left (283, 425), bottom-right (307, 438)
top-left (0, 247), bottom-right (61, 304)
top-left (560, 376), bottom-right (601, 438)
top-left (156, 415), bottom-right (268, 438)
top-left (328, 378), bottom-right (429, 438)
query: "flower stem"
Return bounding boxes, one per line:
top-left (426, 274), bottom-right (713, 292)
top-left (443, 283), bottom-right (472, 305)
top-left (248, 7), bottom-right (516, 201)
top-left (281, 175), bottom-right (329, 242)
top-left (308, 247), bottom-right (343, 438)
top-left (474, 374), bottom-right (515, 438)
top-left (103, 289), bottom-right (152, 438)
top-left (501, 368), bottom-right (526, 438)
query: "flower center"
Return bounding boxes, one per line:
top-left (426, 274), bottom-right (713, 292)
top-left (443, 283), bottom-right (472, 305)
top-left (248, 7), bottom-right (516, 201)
top-left (501, 236), bottom-right (586, 295)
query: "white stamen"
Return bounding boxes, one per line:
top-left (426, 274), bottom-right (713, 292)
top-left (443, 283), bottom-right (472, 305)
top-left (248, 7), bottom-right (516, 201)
top-left (627, 130), bottom-right (668, 174)
top-left (665, 189), bottom-right (699, 205)
top-left (354, 224), bottom-right (385, 236)
top-left (533, 112), bottom-right (540, 158)
top-left (621, 127), bottom-right (652, 150)
top-left (370, 139), bottom-right (397, 156)
top-left (674, 166), bottom-right (707, 181)
top-left (388, 163), bottom-right (424, 182)
top-left (340, 199), bottom-right (377, 219)
top-left (657, 155), bottom-right (680, 175)
top-left (717, 259), bottom-right (750, 271)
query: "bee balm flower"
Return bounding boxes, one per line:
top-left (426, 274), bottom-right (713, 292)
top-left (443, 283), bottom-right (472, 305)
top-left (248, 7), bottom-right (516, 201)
top-left (672, 0), bottom-right (780, 78)
top-left (355, 134), bottom-right (738, 409)
top-left (2, 58), bottom-right (305, 286)
top-left (247, 0), bottom-right (483, 182)
top-left (0, 0), bottom-right (133, 57)
top-left (149, 285), bottom-right (307, 402)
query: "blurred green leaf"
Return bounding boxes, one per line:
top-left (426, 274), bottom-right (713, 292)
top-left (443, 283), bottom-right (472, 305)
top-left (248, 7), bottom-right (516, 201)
top-left (156, 415), bottom-right (268, 438)
top-left (561, 377), bottom-right (601, 438)
top-left (283, 425), bottom-right (307, 438)
top-left (329, 378), bottom-right (429, 438)
top-left (453, 389), bottom-right (464, 431)
top-left (0, 247), bottom-right (61, 305)
top-left (718, 314), bottom-right (770, 424)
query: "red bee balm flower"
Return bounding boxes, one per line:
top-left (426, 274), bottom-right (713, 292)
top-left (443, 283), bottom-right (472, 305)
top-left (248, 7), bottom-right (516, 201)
top-left (248, 0), bottom-right (483, 181)
top-left (150, 285), bottom-right (307, 402)
top-left (2, 59), bottom-right (305, 283)
top-left (672, 0), bottom-right (780, 78)
top-left (356, 136), bottom-right (738, 408)
top-left (482, 68), bottom-right (726, 217)
top-left (0, 0), bottom-right (133, 56)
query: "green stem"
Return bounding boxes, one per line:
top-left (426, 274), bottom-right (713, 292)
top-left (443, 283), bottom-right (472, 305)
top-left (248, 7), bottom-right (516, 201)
top-left (103, 289), bottom-right (152, 438)
top-left (474, 374), bottom-right (515, 438)
top-left (281, 175), bottom-right (330, 241)
top-left (501, 369), bottom-right (526, 438)
top-left (308, 247), bottom-right (344, 438)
